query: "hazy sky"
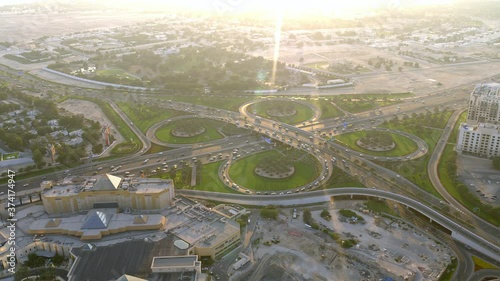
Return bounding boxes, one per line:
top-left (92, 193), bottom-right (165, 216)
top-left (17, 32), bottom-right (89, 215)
top-left (0, 0), bottom-right (492, 18)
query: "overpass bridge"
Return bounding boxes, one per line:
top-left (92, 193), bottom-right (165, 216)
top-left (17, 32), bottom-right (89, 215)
top-left (177, 188), bottom-right (500, 262)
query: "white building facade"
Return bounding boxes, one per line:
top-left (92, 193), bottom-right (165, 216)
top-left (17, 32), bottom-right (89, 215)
top-left (457, 83), bottom-right (500, 158)
top-left (457, 123), bottom-right (500, 158)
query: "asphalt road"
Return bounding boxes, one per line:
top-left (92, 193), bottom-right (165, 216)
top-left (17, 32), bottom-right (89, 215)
top-left (177, 188), bottom-right (500, 262)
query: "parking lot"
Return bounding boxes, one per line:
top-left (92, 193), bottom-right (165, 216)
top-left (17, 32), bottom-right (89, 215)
top-left (457, 154), bottom-right (500, 206)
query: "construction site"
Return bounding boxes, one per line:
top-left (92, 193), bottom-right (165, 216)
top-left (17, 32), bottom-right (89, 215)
top-left (229, 200), bottom-right (454, 281)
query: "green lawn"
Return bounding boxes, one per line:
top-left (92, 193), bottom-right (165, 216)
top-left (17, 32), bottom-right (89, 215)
top-left (248, 100), bottom-right (314, 124)
top-left (438, 258), bottom-right (457, 281)
top-left (472, 256), bottom-right (498, 271)
top-left (321, 165), bottom-right (364, 189)
top-left (379, 120), bottom-right (446, 198)
top-left (155, 95), bottom-right (253, 112)
top-left (96, 68), bottom-right (138, 79)
top-left (363, 200), bottom-right (397, 215)
top-left (307, 98), bottom-right (344, 119)
top-left (145, 143), bottom-right (172, 154)
top-left (332, 93), bottom-right (413, 113)
top-left (155, 118), bottom-right (230, 144)
top-left (192, 161), bottom-right (239, 193)
top-left (1, 152), bottom-right (19, 160)
top-left (438, 144), bottom-right (499, 226)
top-left (116, 101), bottom-right (185, 133)
top-left (228, 150), bottom-right (321, 191)
top-left (334, 131), bottom-right (418, 157)
top-left (448, 111), bottom-right (467, 144)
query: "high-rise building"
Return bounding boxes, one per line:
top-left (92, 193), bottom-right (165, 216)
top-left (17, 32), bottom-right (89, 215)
top-left (466, 83), bottom-right (500, 124)
top-left (456, 83), bottom-right (500, 158)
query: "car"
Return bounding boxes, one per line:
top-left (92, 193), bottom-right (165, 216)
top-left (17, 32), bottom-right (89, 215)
top-left (271, 192), bottom-right (277, 195)
top-left (23, 183), bottom-right (29, 187)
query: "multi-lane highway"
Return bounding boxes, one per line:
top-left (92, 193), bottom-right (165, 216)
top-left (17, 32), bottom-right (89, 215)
top-left (2, 68), bottom-right (500, 280)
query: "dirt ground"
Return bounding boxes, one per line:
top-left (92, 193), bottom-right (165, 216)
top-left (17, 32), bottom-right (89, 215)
top-left (0, 11), bottom-right (161, 42)
top-left (252, 41), bottom-right (500, 97)
top-left (58, 98), bottom-right (124, 144)
top-left (233, 201), bottom-right (453, 281)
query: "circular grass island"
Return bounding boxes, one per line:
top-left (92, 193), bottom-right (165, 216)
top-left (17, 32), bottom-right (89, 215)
top-left (254, 155), bottom-right (295, 178)
top-left (171, 120), bottom-right (206, 137)
top-left (155, 118), bottom-right (245, 144)
top-left (248, 100), bottom-right (314, 124)
top-left (228, 150), bottom-right (322, 192)
top-left (334, 130), bottom-right (418, 157)
top-left (356, 131), bottom-right (396, 151)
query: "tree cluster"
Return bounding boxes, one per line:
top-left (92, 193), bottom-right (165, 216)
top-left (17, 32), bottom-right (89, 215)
top-left (260, 206), bottom-right (279, 220)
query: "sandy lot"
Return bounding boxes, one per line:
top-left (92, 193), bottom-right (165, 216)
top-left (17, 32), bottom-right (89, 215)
top-left (232, 202), bottom-right (453, 281)
top-left (0, 11), bottom-right (162, 42)
top-left (58, 98), bottom-right (124, 143)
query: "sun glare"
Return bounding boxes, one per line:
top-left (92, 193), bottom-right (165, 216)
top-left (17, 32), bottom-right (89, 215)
top-left (103, 0), bottom-right (458, 18)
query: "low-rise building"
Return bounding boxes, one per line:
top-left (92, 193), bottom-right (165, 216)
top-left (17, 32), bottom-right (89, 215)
top-left (65, 137), bottom-right (83, 146)
top-left (41, 174), bottom-right (175, 215)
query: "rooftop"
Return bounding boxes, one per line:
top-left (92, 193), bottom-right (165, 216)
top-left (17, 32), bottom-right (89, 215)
top-left (29, 211), bottom-right (165, 240)
top-left (461, 122), bottom-right (500, 133)
top-left (472, 83), bottom-right (500, 98)
top-left (42, 175), bottom-right (173, 197)
top-left (167, 197), bottom-right (240, 249)
top-left (69, 234), bottom-right (188, 281)
top-left (151, 256), bottom-right (198, 268)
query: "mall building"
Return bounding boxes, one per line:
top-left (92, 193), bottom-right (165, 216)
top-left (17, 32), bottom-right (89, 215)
top-left (41, 174), bottom-right (175, 214)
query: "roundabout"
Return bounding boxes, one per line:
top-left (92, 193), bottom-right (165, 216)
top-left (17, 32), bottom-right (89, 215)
top-left (246, 99), bottom-right (320, 124)
top-left (332, 128), bottom-right (427, 160)
top-left (148, 116), bottom-right (247, 146)
top-left (224, 149), bottom-right (322, 192)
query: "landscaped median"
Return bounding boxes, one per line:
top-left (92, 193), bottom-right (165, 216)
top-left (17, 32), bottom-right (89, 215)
top-left (115, 101), bottom-right (185, 133)
top-left (248, 100), bottom-right (315, 124)
top-left (154, 118), bottom-right (247, 144)
top-left (375, 110), bottom-right (453, 198)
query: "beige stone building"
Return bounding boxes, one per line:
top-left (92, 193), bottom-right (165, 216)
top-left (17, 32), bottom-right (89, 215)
top-left (41, 174), bottom-right (175, 215)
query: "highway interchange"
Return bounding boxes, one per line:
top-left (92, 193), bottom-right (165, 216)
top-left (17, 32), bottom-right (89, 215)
top-left (1, 65), bottom-right (500, 280)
